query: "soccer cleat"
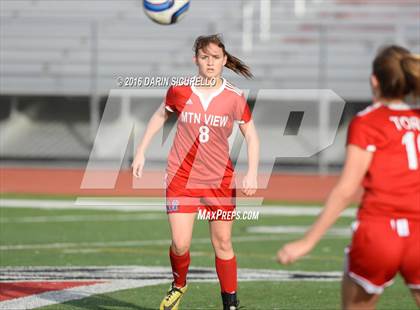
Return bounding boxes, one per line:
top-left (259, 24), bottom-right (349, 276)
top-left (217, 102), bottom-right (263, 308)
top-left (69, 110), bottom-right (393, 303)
top-left (159, 282), bottom-right (188, 310)
top-left (221, 292), bottom-right (240, 310)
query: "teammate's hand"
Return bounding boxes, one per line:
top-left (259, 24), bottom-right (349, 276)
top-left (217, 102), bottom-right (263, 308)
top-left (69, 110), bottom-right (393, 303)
top-left (241, 173), bottom-right (257, 196)
top-left (132, 152), bottom-right (145, 178)
top-left (277, 239), bottom-right (313, 265)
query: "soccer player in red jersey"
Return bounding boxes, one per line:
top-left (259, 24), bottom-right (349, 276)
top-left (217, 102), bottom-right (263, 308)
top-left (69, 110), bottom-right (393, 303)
top-left (277, 45), bottom-right (420, 309)
top-left (132, 34), bottom-right (259, 310)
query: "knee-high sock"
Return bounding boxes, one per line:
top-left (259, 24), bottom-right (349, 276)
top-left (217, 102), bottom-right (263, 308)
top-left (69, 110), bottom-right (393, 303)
top-left (215, 255), bottom-right (237, 293)
top-left (169, 247), bottom-right (190, 288)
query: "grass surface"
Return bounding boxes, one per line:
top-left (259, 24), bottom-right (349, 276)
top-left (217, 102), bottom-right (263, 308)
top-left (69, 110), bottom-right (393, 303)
top-left (0, 197), bottom-right (416, 309)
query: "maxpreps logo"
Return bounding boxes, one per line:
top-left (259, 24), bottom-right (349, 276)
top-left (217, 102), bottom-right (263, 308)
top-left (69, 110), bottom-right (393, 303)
top-left (166, 199), bottom-right (179, 212)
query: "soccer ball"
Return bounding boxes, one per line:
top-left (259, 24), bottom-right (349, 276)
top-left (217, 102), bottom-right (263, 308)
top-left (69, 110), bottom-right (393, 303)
top-left (143, 0), bottom-right (190, 25)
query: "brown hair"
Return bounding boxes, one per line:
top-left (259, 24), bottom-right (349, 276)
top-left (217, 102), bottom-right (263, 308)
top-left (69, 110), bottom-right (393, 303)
top-left (193, 34), bottom-right (253, 79)
top-left (373, 45), bottom-right (420, 99)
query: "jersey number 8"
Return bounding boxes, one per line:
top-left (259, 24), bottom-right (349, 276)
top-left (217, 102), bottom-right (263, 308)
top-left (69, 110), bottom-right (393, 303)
top-left (199, 125), bottom-right (210, 143)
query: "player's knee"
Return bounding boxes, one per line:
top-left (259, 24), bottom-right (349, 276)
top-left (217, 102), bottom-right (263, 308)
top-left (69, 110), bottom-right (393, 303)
top-left (171, 241), bottom-right (190, 255)
top-left (213, 236), bottom-right (233, 253)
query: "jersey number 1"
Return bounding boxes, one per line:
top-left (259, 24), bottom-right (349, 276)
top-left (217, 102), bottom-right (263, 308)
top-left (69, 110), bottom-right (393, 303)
top-left (402, 131), bottom-right (420, 170)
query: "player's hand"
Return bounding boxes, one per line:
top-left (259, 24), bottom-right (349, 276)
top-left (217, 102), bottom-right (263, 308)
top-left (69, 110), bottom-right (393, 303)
top-left (132, 152), bottom-right (145, 178)
top-left (277, 239), bottom-right (313, 265)
top-left (241, 173), bottom-right (257, 196)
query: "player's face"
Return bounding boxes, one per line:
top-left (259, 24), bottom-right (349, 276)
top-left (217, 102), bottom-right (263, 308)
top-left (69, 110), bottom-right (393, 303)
top-left (194, 43), bottom-right (227, 80)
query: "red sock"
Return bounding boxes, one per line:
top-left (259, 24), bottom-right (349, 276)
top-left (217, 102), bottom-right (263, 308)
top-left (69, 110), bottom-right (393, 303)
top-left (215, 255), bottom-right (237, 293)
top-left (169, 247), bottom-right (190, 288)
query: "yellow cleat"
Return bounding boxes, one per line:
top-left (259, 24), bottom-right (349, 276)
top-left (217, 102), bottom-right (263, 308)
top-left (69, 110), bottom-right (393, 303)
top-left (159, 282), bottom-right (188, 310)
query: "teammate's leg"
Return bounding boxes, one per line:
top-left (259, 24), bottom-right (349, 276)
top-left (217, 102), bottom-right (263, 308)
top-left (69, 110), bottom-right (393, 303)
top-left (410, 289), bottom-right (420, 307)
top-left (210, 219), bottom-right (234, 259)
top-left (342, 219), bottom-right (405, 310)
top-left (209, 219), bottom-right (239, 309)
top-left (168, 212), bottom-right (196, 287)
top-left (341, 274), bottom-right (380, 310)
top-left (160, 212), bottom-right (195, 310)
top-left (400, 220), bottom-right (420, 308)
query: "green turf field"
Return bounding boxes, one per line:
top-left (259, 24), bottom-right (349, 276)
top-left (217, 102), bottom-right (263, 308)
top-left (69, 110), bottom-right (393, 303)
top-left (0, 196), bottom-right (417, 309)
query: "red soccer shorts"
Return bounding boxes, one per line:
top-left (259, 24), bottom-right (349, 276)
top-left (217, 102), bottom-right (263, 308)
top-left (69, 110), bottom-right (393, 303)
top-left (165, 173), bottom-right (236, 221)
top-left (345, 217), bottom-right (420, 294)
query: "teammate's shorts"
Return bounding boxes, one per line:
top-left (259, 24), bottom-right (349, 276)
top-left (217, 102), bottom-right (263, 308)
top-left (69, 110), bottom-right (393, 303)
top-left (165, 172), bottom-right (236, 221)
top-left (345, 217), bottom-right (420, 294)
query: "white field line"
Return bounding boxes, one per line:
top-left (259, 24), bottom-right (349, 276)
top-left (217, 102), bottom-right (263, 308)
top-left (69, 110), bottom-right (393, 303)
top-left (0, 266), bottom-right (342, 309)
top-left (247, 226), bottom-right (351, 236)
top-left (0, 198), bottom-right (357, 217)
top-left (0, 213), bottom-right (167, 223)
top-left (77, 197), bottom-right (266, 206)
top-left (0, 198), bottom-right (265, 210)
top-left (0, 198), bottom-right (165, 211)
top-left (0, 232), bottom-right (349, 251)
top-left (0, 265), bottom-right (343, 282)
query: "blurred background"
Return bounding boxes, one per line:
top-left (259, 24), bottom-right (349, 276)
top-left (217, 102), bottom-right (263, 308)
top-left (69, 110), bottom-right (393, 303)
top-left (0, 0), bottom-right (419, 199)
top-left (0, 3), bottom-right (419, 308)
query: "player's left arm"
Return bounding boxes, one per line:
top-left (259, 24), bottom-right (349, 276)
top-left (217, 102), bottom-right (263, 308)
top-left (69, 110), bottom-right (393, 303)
top-left (239, 120), bottom-right (259, 196)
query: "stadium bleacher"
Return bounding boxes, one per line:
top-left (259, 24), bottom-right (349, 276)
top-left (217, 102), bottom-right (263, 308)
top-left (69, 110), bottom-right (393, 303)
top-left (0, 0), bottom-right (419, 166)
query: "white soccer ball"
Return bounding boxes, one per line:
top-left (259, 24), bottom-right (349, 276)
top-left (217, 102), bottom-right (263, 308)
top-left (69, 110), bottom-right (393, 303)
top-left (143, 0), bottom-right (190, 25)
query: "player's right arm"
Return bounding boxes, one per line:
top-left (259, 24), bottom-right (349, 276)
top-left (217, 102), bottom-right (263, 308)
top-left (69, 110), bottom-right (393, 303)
top-left (132, 101), bottom-right (170, 178)
top-left (277, 144), bottom-right (373, 264)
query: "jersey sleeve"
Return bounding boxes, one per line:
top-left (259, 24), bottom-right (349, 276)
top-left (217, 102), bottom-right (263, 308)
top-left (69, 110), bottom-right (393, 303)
top-left (164, 85), bottom-right (193, 113)
top-left (164, 86), bottom-right (177, 113)
top-left (347, 116), bottom-right (383, 152)
top-left (234, 94), bottom-right (252, 124)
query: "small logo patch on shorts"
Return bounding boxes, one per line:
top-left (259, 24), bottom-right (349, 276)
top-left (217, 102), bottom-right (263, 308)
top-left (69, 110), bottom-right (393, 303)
top-left (166, 199), bottom-right (179, 212)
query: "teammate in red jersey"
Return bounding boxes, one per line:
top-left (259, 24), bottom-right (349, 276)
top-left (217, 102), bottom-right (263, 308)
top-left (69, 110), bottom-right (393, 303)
top-left (132, 34), bottom-right (259, 310)
top-left (278, 45), bottom-right (420, 309)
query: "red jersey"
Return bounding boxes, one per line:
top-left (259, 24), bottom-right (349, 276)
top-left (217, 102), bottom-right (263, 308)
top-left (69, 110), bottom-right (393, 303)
top-left (164, 78), bottom-right (252, 186)
top-left (347, 102), bottom-right (420, 220)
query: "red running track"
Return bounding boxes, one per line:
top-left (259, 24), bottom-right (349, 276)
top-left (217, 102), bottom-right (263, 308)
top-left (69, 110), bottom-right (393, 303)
top-left (0, 167), bottom-right (362, 203)
top-left (0, 281), bottom-right (102, 301)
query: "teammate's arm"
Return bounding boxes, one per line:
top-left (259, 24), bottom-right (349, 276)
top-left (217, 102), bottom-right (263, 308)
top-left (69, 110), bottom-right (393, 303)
top-left (277, 145), bottom-right (373, 264)
top-left (239, 120), bottom-right (259, 196)
top-left (132, 102), bottom-right (170, 178)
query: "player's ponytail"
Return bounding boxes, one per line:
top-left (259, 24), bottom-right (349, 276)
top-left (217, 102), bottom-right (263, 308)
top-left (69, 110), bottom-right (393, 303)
top-left (224, 51), bottom-right (253, 79)
top-left (372, 45), bottom-right (419, 99)
top-left (193, 34), bottom-right (253, 79)
top-left (401, 53), bottom-right (420, 97)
